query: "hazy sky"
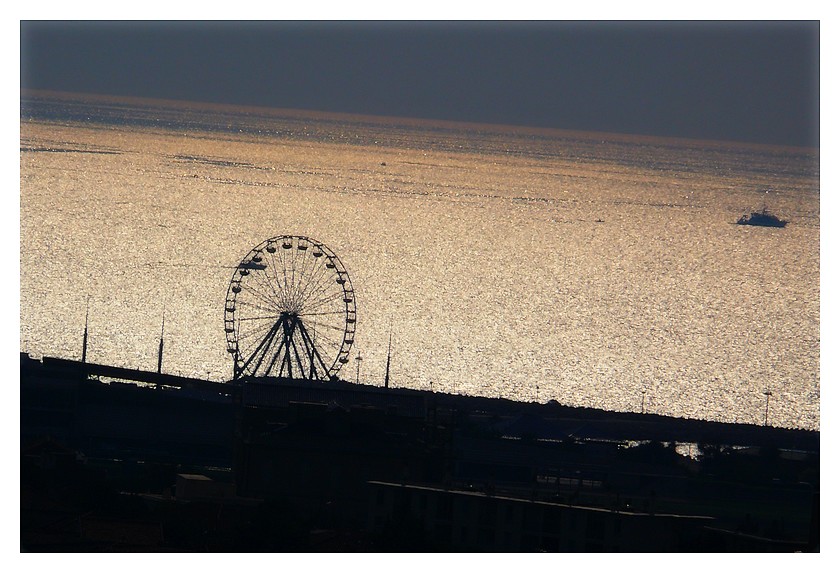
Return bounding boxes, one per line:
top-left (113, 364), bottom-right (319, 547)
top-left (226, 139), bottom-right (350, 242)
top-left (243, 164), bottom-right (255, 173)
top-left (20, 21), bottom-right (819, 147)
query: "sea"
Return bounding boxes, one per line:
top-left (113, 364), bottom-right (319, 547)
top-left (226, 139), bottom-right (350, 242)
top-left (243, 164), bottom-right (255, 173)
top-left (19, 91), bottom-right (820, 430)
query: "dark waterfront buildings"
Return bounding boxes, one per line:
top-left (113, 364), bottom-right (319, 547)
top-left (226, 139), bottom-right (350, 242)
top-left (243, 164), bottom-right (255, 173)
top-left (20, 353), bottom-right (819, 552)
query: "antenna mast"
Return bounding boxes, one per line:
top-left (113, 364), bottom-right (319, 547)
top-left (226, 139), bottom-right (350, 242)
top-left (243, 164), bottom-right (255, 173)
top-left (81, 298), bottom-right (90, 363)
top-left (384, 327), bottom-right (392, 389)
top-left (157, 309), bottom-right (165, 374)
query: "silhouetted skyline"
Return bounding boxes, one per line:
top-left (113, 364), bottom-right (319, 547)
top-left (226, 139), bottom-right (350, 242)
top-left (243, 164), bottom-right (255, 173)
top-left (21, 21), bottom-right (818, 147)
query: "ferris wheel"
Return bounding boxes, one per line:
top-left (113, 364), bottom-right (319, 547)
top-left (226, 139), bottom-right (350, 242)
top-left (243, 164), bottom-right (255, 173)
top-left (224, 235), bottom-right (356, 381)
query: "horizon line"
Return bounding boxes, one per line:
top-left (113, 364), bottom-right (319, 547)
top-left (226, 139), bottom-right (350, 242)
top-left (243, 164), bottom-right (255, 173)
top-left (21, 88), bottom-right (819, 154)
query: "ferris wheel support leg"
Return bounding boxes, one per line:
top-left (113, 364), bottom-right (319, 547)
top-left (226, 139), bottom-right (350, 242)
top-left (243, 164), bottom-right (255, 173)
top-left (297, 320), bottom-right (332, 381)
top-left (263, 322), bottom-right (290, 377)
top-left (280, 320), bottom-right (295, 378)
top-left (240, 319), bottom-right (283, 378)
top-left (286, 322), bottom-right (309, 379)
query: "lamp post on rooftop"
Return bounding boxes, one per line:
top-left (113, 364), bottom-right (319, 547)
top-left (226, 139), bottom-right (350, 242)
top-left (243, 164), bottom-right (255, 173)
top-left (763, 389), bottom-right (773, 427)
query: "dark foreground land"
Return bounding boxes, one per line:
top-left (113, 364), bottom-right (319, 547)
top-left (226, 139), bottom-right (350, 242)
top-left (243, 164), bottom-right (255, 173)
top-left (21, 353), bottom-right (819, 552)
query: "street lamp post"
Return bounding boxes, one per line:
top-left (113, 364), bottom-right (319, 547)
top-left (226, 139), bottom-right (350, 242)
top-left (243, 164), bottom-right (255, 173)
top-left (763, 390), bottom-right (773, 426)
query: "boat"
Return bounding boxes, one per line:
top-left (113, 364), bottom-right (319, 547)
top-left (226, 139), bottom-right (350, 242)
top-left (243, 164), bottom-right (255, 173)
top-left (736, 207), bottom-right (788, 228)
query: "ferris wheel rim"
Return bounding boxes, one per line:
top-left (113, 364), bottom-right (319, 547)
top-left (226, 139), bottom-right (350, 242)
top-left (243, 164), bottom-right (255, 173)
top-left (224, 235), bottom-right (356, 381)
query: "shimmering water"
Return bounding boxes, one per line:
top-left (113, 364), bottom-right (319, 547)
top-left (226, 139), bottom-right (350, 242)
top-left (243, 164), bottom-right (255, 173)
top-left (19, 93), bottom-right (820, 430)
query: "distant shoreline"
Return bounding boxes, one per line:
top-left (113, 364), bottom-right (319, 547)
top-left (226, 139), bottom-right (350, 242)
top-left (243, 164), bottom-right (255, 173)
top-left (21, 89), bottom-right (819, 156)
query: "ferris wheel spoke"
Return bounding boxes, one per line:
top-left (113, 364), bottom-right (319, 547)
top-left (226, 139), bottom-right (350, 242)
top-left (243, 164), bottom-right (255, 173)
top-left (267, 249), bottom-right (290, 305)
top-left (236, 314), bottom-right (278, 329)
top-left (237, 319), bottom-right (280, 346)
top-left (304, 290), bottom-right (347, 313)
top-left (236, 321), bottom-right (270, 338)
top-left (277, 250), bottom-right (297, 307)
top-left (235, 298), bottom-right (279, 313)
top-left (286, 245), bottom-right (300, 301)
top-left (237, 324), bottom-right (278, 345)
top-left (301, 312), bottom-right (345, 328)
top-left (237, 334), bottom-right (267, 356)
top-left (297, 285), bottom-right (333, 314)
top-left (300, 330), bottom-right (342, 347)
top-left (298, 309), bottom-right (347, 317)
top-left (300, 316), bottom-right (344, 337)
top-left (303, 300), bottom-right (347, 322)
top-left (304, 329), bottom-right (341, 359)
top-left (236, 328), bottom-right (276, 358)
top-left (236, 339), bottom-right (263, 369)
top-left (238, 280), bottom-right (283, 312)
top-left (236, 299), bottom-right (282, 315)
top-left (237, 314), bottom-right (282, 322)
top-left (303, 254), bottom-right (330, 288)
top-left (303, 250), bottom-right (329, 295)
top-left (312, 339), bottom-right (334, 365)
top-left (237, 330), bottom-right (277, 355)
top-left (249, 264), bottom-right (286, 309)
top-left (303, 318), bottom-right (347, 333)
top-left (312, 330), bottom-right (341, 355)
top-left (290, 248), bottom-right (320, 310)
top-left (248, 266), bottom-right (282, 307)
top-left (288, 248), bottom-right (309, 306)
top-left (274, 244), bottom-right (292, 302)
top-left (297, 265), bottom-right (335, 308)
